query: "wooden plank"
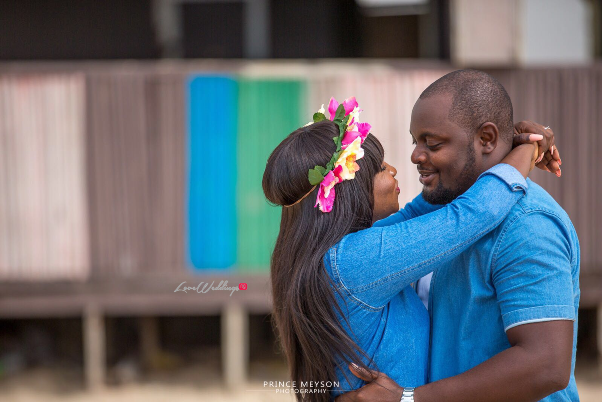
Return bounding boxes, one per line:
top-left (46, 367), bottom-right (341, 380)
top-left (0, 274), bottom-right (273, 317)
top-left (86, 72), bottom-right (187, 278)
top-left (0, 74), bottom-right (89, 281)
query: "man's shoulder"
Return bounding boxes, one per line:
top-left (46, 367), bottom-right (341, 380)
top-left (493, 179), bottom-right (579, 263)
top-left (502, 179), bottom-right (574, 230)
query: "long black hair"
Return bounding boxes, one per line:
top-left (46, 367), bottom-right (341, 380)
top-left (262, 120), bottom-right (385, 401)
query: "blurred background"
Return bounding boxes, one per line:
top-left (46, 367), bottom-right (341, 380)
top-left (0, 0), bottom-right (601, 401)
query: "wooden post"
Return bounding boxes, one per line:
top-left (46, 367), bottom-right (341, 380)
top-left (598, 304), bottom-right (602, 375)
top-left (222, 303), bottom-right (248, 389)
top-left (139, 316), bottom-right (161, 370)
top-left (83, 304), bottom-right (105, 390)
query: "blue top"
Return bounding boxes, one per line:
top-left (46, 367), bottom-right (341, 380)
top-left (323, 164), bottom-right (528, 397)
top-left (426, 178), bottom-right (580, 401)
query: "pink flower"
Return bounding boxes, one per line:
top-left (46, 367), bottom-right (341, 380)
top-left (315, 170), bottom-right (339, 212)
top-left (341, 123), bottom-right (371, 149)
top-left (333, 164), bottom-right (343, 182)
top-left (357, 122), bottom-right (371, 138)
top-left (327, 97), bottom-right (359, 120)
top-left (341, 130), bottom-right (362, 149)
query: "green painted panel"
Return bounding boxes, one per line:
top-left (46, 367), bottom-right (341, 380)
top-left (237, 79), bottom-right (306, 270)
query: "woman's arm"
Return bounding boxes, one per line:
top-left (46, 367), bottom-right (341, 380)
top-left (333, 145), bottom-right (537, 308)
top-left (372, 132), bottom-right (540, 227)
top-left (371, 194), bottom-right (444, 228)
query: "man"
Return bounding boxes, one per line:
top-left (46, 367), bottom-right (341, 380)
top-left (339, 70), bottom-right (579, 401)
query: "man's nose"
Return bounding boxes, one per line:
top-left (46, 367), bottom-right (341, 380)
top-left (411, 147), bottom-right (427, 165)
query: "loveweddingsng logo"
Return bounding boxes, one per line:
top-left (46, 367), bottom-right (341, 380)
top-left (174, 280), bottom-right (246, 296)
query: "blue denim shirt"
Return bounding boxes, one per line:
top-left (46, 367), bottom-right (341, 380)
top-left (425, 178), bottom-right (580, 401)
top-left (324, 164), bottom-right (528, 397)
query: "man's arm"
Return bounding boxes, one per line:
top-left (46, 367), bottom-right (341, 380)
top-left (337, 212), bottom-right (576, 402)
top-left (339, 321), bottom-right (572, 402)
top-left (413, 321), bottom-right (572, 402)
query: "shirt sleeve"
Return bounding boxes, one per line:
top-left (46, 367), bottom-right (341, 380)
top-left (492, 212), bottom-right (576, 331)
top-left (330, 163), bottom-right (528, 309)
top-left (371, 193), bottom-right (445, 227)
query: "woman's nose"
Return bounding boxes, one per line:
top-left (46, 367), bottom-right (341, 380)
top-left (390, 165), bottom-right (397, 177)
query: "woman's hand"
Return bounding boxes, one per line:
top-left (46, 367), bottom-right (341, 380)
top-left (501, 143), bottom-right (539, 179)
top-left (513, 121), bottom-right (561, 177)
top-left (335, 363), bottom-right (402, 402)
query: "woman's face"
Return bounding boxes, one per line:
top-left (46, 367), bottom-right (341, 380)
top-left (372, 161), bottom-right (400, 223)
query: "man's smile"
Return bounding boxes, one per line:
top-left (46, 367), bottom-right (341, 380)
top-left (418, 169), bottom-right (438, 186)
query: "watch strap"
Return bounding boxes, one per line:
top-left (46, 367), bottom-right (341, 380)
top-left (400, 386), bottom-right (415, 402)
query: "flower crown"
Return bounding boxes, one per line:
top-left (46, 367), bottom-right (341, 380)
top-left (286, 96), bottom-right (371, 213)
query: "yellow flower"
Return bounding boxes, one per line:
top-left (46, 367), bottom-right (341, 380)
top-left (335, 137), bottom-right (364, 180)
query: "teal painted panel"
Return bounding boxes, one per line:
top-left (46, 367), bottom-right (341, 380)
top-left (237, 79), bottom-right (306, 270)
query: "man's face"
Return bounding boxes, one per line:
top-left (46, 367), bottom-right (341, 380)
top-left (409, 94), bottom-right (481, 204)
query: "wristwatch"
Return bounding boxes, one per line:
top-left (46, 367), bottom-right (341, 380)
top-left (400, 386), bottom-right (415, 402)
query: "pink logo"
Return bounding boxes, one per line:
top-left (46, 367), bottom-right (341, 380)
top-left (239, 283), bottom-right (247, 290)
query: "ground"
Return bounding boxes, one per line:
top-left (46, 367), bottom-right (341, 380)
top-left (1, 360), bottom-right (601, 402)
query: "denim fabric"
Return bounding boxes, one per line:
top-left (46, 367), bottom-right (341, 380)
top-left (427, 178), bottom-right (580, 401)
top-left (324, 164), bottom-right (527, 397)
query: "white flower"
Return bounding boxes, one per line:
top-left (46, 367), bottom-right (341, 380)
top-left (347, 106), bottom-right (361, 131)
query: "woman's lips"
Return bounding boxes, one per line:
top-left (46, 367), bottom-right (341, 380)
top-left (396, 186), bottom-right (400, 193)
top-left (419, 172), bottom-right (437, 186)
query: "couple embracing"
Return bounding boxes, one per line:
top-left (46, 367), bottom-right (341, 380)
top-left (262, 70), bottom-right (579, 402)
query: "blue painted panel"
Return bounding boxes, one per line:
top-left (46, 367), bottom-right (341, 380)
top-left (187, 76), bottom-right (237, 269)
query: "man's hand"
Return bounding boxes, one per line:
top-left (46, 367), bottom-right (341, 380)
top-left (335, 363), bottom-right (402, 402)
top-left (513, 120), bottom-right (561, 176)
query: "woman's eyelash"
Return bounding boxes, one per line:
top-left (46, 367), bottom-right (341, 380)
top-left (381, 165), bottom-right (387, 171)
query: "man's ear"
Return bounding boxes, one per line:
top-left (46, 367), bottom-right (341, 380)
top-left (477, 122), bottom-right (499, 154)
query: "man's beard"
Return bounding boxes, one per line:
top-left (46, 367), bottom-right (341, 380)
top-left (422, 144), bottom-right (479, 205)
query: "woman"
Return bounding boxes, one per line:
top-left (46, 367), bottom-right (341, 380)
top-left (262, 98), bottom-right (552, 402)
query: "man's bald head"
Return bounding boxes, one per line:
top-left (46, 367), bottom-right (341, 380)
top-left (419, 69), bottom-right (514, 144)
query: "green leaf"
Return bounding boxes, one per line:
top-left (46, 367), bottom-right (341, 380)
top-left (334, 104), bottom-right (346, 121)
top-left (308, 168), bottom-right (325, 185)
top-left (326, 151), bottom-right (341, 172)
top-left (314, 165), bottom-right (327, 176)
top-left (313, 112), bottom-right (326, 123)
top-left (334, 134), bottom-right (342, 150)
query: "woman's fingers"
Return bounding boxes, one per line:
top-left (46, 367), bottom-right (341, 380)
top-left (544, 146), bottom-right (561, 176)
top-left (533, 149), bottom-right (562, 177)
top-left (513, 133), bottom-right (543, 147)
top-left (349, 363), bottom-right (379, 382)
top-left (553, 146), bottom-right (561, 165)
top-left (547, 159), bottom-right (561, 177)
